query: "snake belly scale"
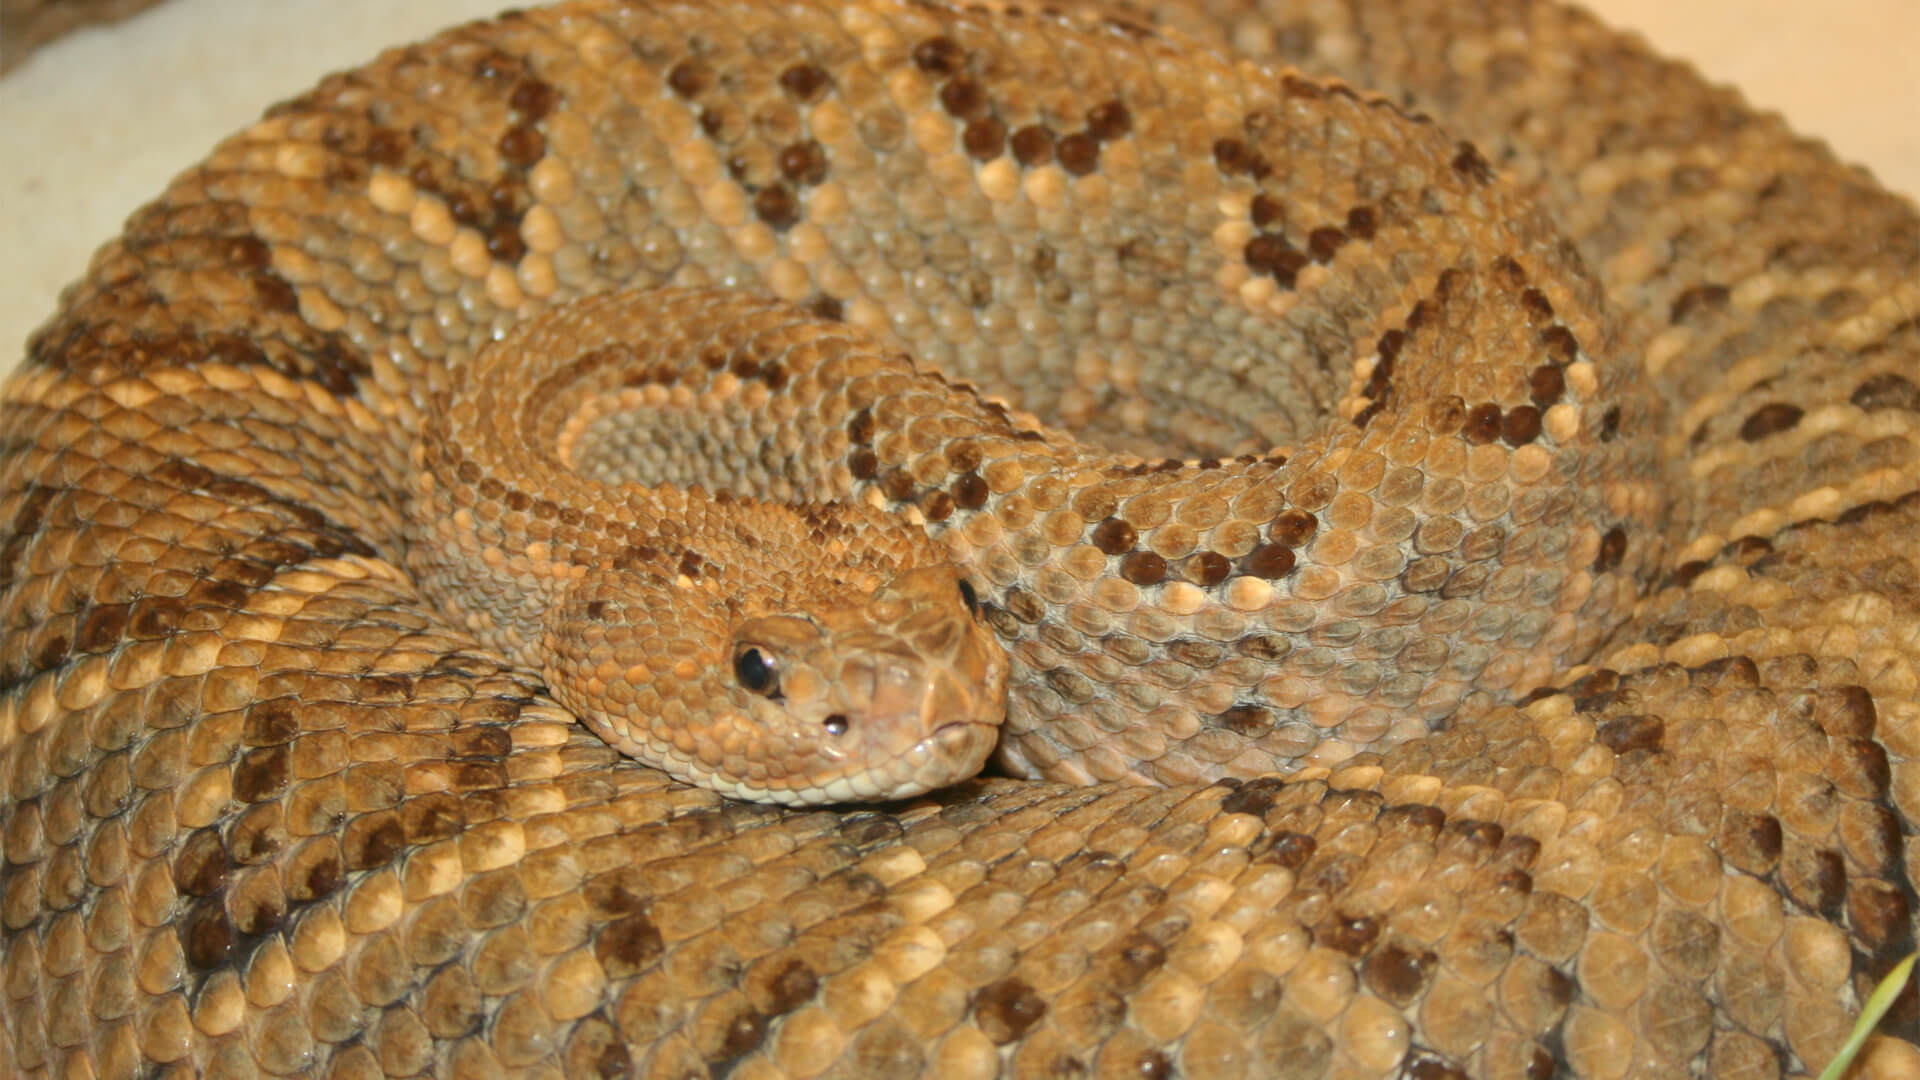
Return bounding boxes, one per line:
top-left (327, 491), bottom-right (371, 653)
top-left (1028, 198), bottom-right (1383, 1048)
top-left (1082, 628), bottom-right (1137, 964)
top-left (2, 0), bottom-right (1918, 1077)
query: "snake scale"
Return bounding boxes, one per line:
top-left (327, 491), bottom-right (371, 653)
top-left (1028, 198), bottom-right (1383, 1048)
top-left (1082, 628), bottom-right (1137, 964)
top-left (4, 0), bottom-right (1919, 1075)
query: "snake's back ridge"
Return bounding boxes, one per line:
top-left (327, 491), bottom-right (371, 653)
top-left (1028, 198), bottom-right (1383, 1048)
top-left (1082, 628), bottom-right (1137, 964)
top-left (2, 0), bottom-right (1917, 1076)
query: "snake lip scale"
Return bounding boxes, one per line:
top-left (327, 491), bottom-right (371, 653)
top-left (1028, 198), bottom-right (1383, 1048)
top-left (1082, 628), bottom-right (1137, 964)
top-left (3, 0), bottom-right (1918, 1077)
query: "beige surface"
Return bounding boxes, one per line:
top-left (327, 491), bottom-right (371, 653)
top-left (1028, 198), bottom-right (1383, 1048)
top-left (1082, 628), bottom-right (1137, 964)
top-left (2, 0), bottom-right (1916, 369)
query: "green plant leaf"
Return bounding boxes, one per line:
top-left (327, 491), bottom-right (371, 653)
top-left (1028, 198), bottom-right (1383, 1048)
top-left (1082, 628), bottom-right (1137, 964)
top-left (1817, 952), bottom-right (1917, 1080)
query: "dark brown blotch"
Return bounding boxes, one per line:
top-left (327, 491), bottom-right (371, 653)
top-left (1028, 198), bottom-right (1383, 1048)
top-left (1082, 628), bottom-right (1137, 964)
top-left (288, 847), bottom-right (343, 903)
top-left (1719, 811), bottom-right (1782, 873)
top-left (667, 60), bottom-right (712, 98)
top-left (226, 234), bottom-right (272, 270)
top-left (1541, 325), bottom-right (1579, 364)
top-left (243, 703), bottom-right (300, 747)
top-left (1528, 365), bottom-right (1564, 408)
top-left (1501, 405), bottom-right (1542, 446)
top-left (779, 63), bottom-right (832, 102)
top-left (1827, 685), bottom-right (1879, 735)
top-left (1010, 125), bottom-right (1054, 166)
top-left (1244, 233), bottom-right (1298, 278)
top-left (1243, 544), bottom-right (1296, 579)
top-left (939, 77), bottom-right (986, 119)
top-left (1307, 226), bottom-right (1347, 262)
top-left (365, 128), bottom-right (410, 167)
top-left (912, 36), bottom-right (964, 75)
top-left (232, 745), bottom-right (288, 803)
top-left (1185, 551), bottom-right (1230, 587)
top-left (1217, 776), bottom-right (1284, 817)
top-left (1257, 831), bottom-right (1316, 868)
top-left (1363, 942), bottom-right (1437, 1005)
top-left (974, 978), bottom-right (1047, 1044)
top-left (1783, 847), bottom-right (1847, 918)
top-left (711, 1008), bottom-right (769, 1063)
top-left (1320, 914), bottom-right (1380, 955)
top-left (1593, 526), bottom-right (1627, 574)
top-left (1086, 100), bottom-right (1130, 140)
top-left (951, 473), bottom-right (989, 509)
top-left (182, 899), bottom-right (237, 971)
top-left (962, 116), bottom-right (1006, 160)
top-left (487, 222), bottom-right (526, 262)
top-left (1271, 509), bottom-right (1317, 547)
top-left (1463, 403), bottom-right (1503, 445)
top-left (595, 912), bottom-right (665, 977)
top-left (1668, 283), bottom-right (1730, 324)
top-left (30, 631), bottom-right (69, 671)
top-left (1057, 133), bottom-right (1100, 176)
top-left (1213, 705), bottom-right (1275, 737)
top-left (343, 812), bottom-right (406, 871)
top-left (1406, 1054), bottom-right (1468, 1080)
top-left (251, 272), bottom-right (298, 313)
top-left (753, 184), bottom-right (800, 230)
top-left (880, 469), bottom-right (916, 503)
top-left (1595, 714), bottom-right (1663, 755)
top-left (1692, 654), bottom-right (1759, 687)
top-left (495, 121), bottom-right (549, 166)
top-left (778, 141), bottom-right (828, 186)
top-left (1120, 551), bottom-right (1167, 585)
top-left (509, 78), bottom-right (555, 122)
top-left (753, 958), bottom-right (819, 1016)
top-left (1091, 517), bottom-right (1137, 555)
top-left (1520, 287), bottom-right (1555, 324)
top-left (232, 891), bottom-right (284, 939)
top-left (1739, 403), bottom-right (1804, 442)
top-left (1213, 138), bottom-right (1263, 177)
top-left (1852, 372), bottom-right (1920, 412)
top-left (1003, 588), bottom-right (1045, 624)
top-left (173, 829), bottom-right (230, 897)
top-left (1451, 141), bottom-right (1495, 184)
top-left (847, 407), bottom-right (876, 444)
top-left (76, 603), bottom-right (132, 653)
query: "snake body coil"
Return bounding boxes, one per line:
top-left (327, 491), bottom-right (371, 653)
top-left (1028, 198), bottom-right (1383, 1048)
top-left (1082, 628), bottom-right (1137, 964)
top-left (3, 0), bottom-right (1918, 1076)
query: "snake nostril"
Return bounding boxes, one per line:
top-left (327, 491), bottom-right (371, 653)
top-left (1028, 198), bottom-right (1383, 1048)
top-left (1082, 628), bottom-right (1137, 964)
top-left (824, 714), bottom-right (850, 736)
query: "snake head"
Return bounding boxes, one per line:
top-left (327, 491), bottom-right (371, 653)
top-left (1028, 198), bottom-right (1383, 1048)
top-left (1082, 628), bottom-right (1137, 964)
top-left (547, 564), bottom-right (1008, 806)
top-left (719, 565), bottom-right (1009, 804)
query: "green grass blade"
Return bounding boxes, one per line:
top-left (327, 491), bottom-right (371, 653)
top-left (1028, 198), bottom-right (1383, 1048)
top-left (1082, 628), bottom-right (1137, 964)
top-left (1817, 952), bottom-right (1917, 1080)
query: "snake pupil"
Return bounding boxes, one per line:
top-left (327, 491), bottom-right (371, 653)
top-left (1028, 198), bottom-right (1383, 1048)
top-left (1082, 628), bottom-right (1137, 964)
top-left (958, 578), bottom-right (980, 617)
top-left (733, 647), bottom-right (777, 695)
top-left (824, 714), bottom-right (849, 736)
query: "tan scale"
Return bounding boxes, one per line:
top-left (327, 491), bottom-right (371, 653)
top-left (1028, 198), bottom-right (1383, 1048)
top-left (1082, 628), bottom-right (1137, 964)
top-left (2, 0), bottom-right (1919, 1077)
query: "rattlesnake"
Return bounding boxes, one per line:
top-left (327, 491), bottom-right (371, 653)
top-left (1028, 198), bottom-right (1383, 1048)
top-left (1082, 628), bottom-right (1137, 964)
top-left (3, 0), bottom-right (1918, 1076)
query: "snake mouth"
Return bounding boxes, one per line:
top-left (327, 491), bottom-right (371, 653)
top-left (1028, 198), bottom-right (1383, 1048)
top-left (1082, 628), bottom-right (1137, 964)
top-left (706, 718), bottom-right (1001, 807)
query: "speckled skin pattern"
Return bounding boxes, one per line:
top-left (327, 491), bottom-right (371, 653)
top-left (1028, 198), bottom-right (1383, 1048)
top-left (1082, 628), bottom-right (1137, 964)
top-left (3, 0), bottom-right (1918, 1076)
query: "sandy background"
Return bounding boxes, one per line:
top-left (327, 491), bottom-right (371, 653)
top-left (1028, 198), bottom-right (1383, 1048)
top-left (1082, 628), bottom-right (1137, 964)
top-left (3, 0), bottom-right (1916, 372)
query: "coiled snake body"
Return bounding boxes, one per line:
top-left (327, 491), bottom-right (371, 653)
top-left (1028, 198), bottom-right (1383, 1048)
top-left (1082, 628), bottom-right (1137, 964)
top-left (3, 0), bottom-right (1918, 1076)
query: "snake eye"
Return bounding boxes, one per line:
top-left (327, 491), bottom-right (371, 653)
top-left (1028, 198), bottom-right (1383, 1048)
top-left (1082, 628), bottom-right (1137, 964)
top-left (733, 647), bottom-right (778, 696)
top-left (823, 714), bottom-right (849, 736)
top-left (958, 578), bottom-right (980, 617)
